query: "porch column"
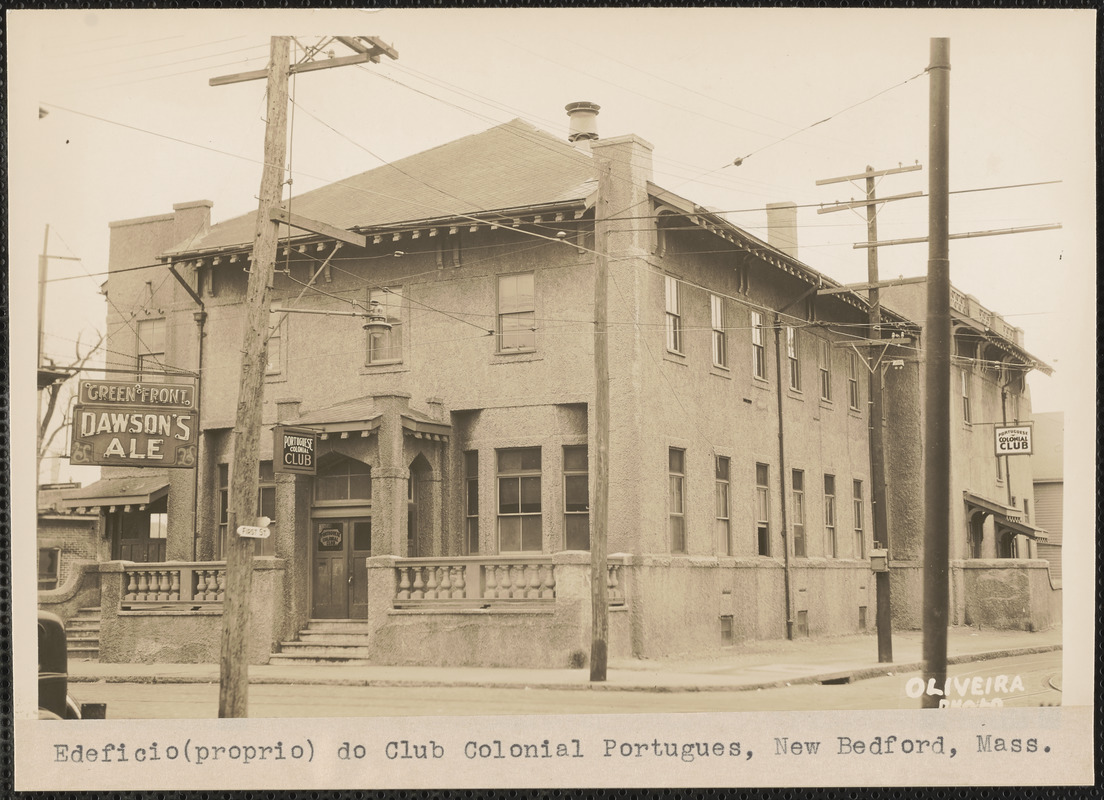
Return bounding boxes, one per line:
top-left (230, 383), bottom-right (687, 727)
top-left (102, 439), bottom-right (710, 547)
top-left (374, 395), bottom-right (410, 556)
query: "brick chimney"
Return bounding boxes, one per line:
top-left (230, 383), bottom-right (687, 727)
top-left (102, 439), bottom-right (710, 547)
top-left (766, 201), bottom-right (798, 259)
top-left (565, 101), bottom-right (600, 152)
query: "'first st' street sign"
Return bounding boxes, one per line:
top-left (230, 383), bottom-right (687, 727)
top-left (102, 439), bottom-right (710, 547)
top-left (70, 380), bottom-right (199, 469)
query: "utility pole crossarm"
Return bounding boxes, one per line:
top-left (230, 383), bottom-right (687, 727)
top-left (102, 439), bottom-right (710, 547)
top-left (817, 191), bottom-right (923, 214)
top-left (816, 163), bottom-right (923, 185)
top-left (210, 37), bottom-right (397, 86)
top-left (853, 223), bottom-right (1063, 249)
top-left (816, 276), bottom-right (928, 295)
top-left (270, 208), bottom-right (367, 248)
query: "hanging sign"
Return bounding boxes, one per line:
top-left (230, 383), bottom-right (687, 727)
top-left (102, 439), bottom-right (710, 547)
top-left (994, 424), bottom-right (1033, 457)
top-left (69, 380), bottom-right (199, 469)
top-left (274, 425), bottom-right (318, 475)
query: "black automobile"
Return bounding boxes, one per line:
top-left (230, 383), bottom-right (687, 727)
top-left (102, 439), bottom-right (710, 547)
top-left (38, 611), bottom-right (83, 719)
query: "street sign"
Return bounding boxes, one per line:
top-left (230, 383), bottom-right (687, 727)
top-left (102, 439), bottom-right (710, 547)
top-left (236, 525), bottom-right (271, 539)
top-left (70, 380), bottom-right (199, 468)
top-left (994, 424), bottom-right (1033, 456)
top-left (274, 425), bottom-right (318, 475)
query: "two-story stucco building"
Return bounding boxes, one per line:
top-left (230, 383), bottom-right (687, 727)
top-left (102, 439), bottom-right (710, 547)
top-left (47, 104), bottom-right (1058, 666)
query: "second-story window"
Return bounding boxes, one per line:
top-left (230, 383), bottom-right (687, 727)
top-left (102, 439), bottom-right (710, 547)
top-left (786, 326), bottom-right (801, 390)
top-left (824, 474), bottom-right (837, 557)
top-left (848, 351), bottom-right (860, 410)
top-left (751, 311), bottom-right (766, 379)
top-left (792, 469), bottom-right (806, 557)
top-left (367, 287), bottom-right (403, 364)
top-left (136, 318), bottom-right (165, 376)
top-left (563, 445), bottom-right (590, 550)
top-left (961, 369), bottom-right (972, 423)
top-left (818, 338), bottom-right (833, 402)
top-left (497, 447), bottom-right (542, 551)
top-left (711, 294), bottom-right (727, 367)
top-left (665, 276), bottom-right (682, 353)
top-left (497, 273), bottom-right (536, 352)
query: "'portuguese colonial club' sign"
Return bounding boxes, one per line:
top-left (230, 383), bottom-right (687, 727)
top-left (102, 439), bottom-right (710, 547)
top-left (70, 380), bottom-right (199, 468)
top-left (994, 424), bottom-right (1033, 457)
top-left (274, 425), bottom-right (318, 475)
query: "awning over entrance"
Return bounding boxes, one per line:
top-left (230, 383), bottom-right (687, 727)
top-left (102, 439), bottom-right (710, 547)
top-left (59, 475), bottom-right (169, 514)
top-left (282, 396), bottom-right (451, 441)
top-left (963, 491), bottom-right (1048, 542)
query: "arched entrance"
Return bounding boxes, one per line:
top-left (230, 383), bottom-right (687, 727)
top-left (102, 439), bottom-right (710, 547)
top-left (311, 454), bottom-right (372, 619)
top-left (406, 453), bottom-right (433, 557)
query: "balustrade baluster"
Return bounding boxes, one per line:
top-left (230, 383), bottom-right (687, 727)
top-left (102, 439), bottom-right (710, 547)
top-left (438, 566), bottom-right (452, 598)
top-left (169, 569), bottom-right (181, 601)
top-left (194, 570), bottom-right (208, 601)
top-left (525, 564), bottom-right (540, 599)
top-left (215, 570), bottom-right (226, 600)
top-left (412, 568), bottom-right (425, 600)
top-left (451, 566), bottom-right (466, 599)
top-left (425, 567), bottom-right (439, 600)
top-left (607, 564), bottom-right (622, 603)
top-left (125, 572), bottom-right (138, 601)
top-left (511, 565), bottom-right (526, 599)
top-left (397, 568), bottom-right (412, 600)
top-left (156, 570), bottom-right (169, 601)
top-left (540, 564), bottom-right (555, 599)
top-left (483, 564), bottom-right (497, 599)
top-left (136, 571), bottom-right (150, 601)
top-left (499, 565), bottom-right (513, 598)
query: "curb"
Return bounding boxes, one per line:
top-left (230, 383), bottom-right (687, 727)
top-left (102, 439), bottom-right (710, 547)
top-left (69, 644), bottom-right (1061, 693)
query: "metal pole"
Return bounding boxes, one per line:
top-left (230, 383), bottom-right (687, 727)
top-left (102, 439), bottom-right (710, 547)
top-left (589, 154), bottom-right (612, 681)
top-left (218, 36), bottom-right (290, 718)
top-left (865, 168), bottom-right (893, 664)
top-left (773, 319), bottom-right (794, 640)
top-left (921, 36), bottom-right (951, 709)
top-left (38, 224), bottom-right (50, 367)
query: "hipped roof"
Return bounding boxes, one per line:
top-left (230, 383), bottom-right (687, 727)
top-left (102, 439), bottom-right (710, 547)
top-left (166, 118), bottom-right (597, 255)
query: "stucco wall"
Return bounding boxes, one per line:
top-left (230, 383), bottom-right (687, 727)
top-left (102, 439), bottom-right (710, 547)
top-left (954, 559), bottom-right (1052, 631)
top-left (37, 560), bottom-right (103, 625)
top-left (97, 559), bottom-right (288, 664)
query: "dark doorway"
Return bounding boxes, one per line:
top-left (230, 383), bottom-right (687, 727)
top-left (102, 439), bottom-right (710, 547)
top-left (311, 517), bottom-right (372, 619)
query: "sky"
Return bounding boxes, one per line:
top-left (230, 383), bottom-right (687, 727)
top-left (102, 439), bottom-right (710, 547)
top-left (9, 7), bottom-right (1095, 485)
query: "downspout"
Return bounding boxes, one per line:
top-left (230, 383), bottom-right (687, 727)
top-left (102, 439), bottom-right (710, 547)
top-left (773, 315), bottom-right (794, 640)
top-left (192, 310), bottom-right (206, 561)
top-left (168, 261), bottom-right (207, 562)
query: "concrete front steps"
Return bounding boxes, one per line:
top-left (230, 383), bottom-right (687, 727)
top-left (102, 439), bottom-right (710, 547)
top-left (67, 607), bottom-right (102, 661)
top-left (268, 620), bottom-right (376, 666)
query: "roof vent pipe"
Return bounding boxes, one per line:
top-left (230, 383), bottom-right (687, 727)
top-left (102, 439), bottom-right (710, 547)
top-left (565, 101), bottom-right (600, 151)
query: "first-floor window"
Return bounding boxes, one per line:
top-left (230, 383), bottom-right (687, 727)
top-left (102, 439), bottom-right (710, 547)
top-left (715, 456), bottom-right (731, 555)
top-left (755, 463), bottom-right (770, 556)
top-left (852, 479), bottom-right (864, 559)
top-left (217, 461), bottom-right (277, 557)
top-left (563, 445), bottom-right (590, 550)
top-left (498, 447), bottom-right (542, 551)
top-left (669, 448), bottom-right (686, 553)
top-left (792, 469), bottom-right (806, 557)
top-left (465, 451), bottom-right (479, 554)
top-left (824, 474), bottom-right (837, 557)
top-left (38, 548), bottom-right (59, 590)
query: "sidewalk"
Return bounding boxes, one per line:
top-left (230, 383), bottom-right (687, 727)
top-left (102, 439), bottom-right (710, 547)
top-left (69, 626), bottom-right (1061, 693)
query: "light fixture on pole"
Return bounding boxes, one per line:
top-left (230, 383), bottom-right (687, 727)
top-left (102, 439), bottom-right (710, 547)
top-left (362, 300), bottom-right (393, 335)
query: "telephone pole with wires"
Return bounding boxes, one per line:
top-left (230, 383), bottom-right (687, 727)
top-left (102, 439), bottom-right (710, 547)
top-left (816, 161), bottom-right (923, 664)
top-left (209, 34), bottom-right (397, 719)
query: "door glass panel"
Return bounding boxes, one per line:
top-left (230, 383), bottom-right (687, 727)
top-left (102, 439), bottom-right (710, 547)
top-left (353, 520), bottom-right (372, 552)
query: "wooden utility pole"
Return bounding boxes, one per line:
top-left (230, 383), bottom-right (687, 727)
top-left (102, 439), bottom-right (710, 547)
top-left (589, 153), bottom-right (612, 682)
top-left (210, 35), bottom-right (398, 718)
top-left (817, 162), bottom-right (922, 665)
top-left (922, 36), bottom-right (952, 709)
top-left (217, 35), bottom-right (290, 719)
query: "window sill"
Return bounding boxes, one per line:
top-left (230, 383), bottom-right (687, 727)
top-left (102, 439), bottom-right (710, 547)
top-left (751, 377), bottom-right (771, 390)
top-left (819, 398), bottom-right (834, 410)
top-left (787, 388), bottom-right (804, 401)
top-left (265, 373), bottom-right (287, 385)
top-left (710, 367), bottom-right (732, 380)
top-left (664, 352), bottom-right (688, 367)
top-left (359, 362), bottom-right (410, 376)
top-left (490, 351), bottom-right (543, 365)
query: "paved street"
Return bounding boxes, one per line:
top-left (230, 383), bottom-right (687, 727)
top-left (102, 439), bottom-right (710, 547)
top-left (70, 651), bottom-right (1060, 718)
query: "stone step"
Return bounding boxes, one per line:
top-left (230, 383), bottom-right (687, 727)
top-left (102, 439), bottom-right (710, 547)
top-left (68, 647), bottom-right (99, 658)
top-left (278, 642), bottom-right (374, 657)
top-left (67, 632), bottom-right (101, 643)
top-left (66, 620), bottom-right (101, 631)
top-left (296, 632), bottom-right (374, 646)
top-left (304, 620), bottom-right (375, 634)
top-left (268, 653), bottom-right (375, 666)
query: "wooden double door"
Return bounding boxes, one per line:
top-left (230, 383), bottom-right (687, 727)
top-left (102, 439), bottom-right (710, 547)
top-left (311, 517), bottom-right (372, 619)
